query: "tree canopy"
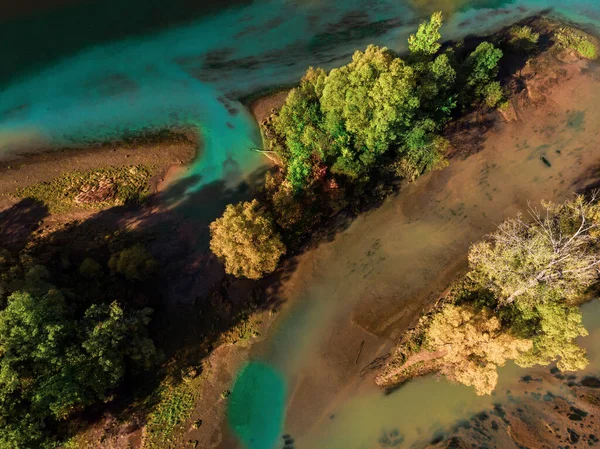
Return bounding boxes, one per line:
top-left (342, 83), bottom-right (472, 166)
top-left (262, 12), bottom-right (503, 192)
top-left (209, 200), bottom-right (286, 279)
top-left (380, 196), bottom-right (600, 395)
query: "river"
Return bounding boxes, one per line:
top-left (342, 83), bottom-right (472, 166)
top-left (2, 1), bottom-right (600, 449)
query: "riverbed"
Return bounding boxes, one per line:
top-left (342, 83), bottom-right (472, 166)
top-left (223, 48), bottom-right (600, 449)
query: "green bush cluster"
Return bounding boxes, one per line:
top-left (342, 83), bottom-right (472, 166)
top-left (210, 12), bottom-right (505, 279)
top-left (556, 27), bottom-right (598, 59)
top-left (0, 243), bottom-right (160, 448)
top-left (264, 13), bottom-right (503, 192)
top-left (15, 164), bottom-right (156, 213)
top-left (507, 25), bottom-right (540, 53)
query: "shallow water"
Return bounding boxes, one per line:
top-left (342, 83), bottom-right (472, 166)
top-left (3, 1), bottom-right (600, 447)
top-left (227, 60), bottom-right (600, 448)
top-left (2, 0), bottom-right (600, 190)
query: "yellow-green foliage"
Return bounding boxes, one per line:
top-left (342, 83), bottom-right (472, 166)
top-left (15, 165), bottom-right (155, 213)
top-left (515, 303), bottom-right (589, 372)
top-left (209, 200), bottom-right (286, 280)
top-left (426, 304), bottom-right (532, 395)
top-left (556, 27), bottom-right (597, 59)
top-left (144, 381), bottom-right (196, 449)
top-left (468, 197), bottom-right (600, 308)
top-left (382, 196), bottom-right (600, 395)
top-left (508, 25), bottom-right (540, 53)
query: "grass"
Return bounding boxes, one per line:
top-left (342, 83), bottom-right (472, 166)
top-left (556, 27), bottom-right (597, 59)
top-left (15, 164), bottom-right (157, 213)
top-left (144, 380), bottom-right (197, 449)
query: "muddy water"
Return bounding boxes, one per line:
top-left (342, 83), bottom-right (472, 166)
top-left (226, 61), bottom-right (600, 448)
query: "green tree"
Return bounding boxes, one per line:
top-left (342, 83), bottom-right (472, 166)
top-left (109, 244), bottom-right (158, 281)
top-left (79, 257), bottom-right (103, 280)
top-left (209, 200), bottom-right (286, 279)
top-left (468, 197), bottom-right (600, 309)
top-left (321, 45), bottom-right (419, 178)
top-left (515, 303), bottom-right (589, 372)
top-left (0, 290), bottom-right (156, 448)
top-left (408, 11), bottom-right (443, 60)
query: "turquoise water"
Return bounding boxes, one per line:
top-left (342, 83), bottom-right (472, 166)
top-left (2, 0), bottom-right (600, 190)
top-left (227, 362), bottom-right (287, 449)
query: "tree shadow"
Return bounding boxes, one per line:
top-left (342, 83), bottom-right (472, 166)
top-left (0, 198), bottom-right (48, 251)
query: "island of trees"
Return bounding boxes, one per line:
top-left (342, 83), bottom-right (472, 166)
top-left (209, 13), bottom-right (600, 396)
top-left (376, 195), bottom-right (600, 394)
top-left (210, 12), bottom-right (511, 279)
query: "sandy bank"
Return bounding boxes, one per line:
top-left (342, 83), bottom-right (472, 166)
top-left (0, 132), bottom-right (198, 213)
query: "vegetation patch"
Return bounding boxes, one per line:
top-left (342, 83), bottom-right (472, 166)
top-left (144, 380), bottom-right (197, 449)
top-left (210, 12), bottom-right (509, 278)
top-left (556, 27), bottom-right (597, 59)
top-left (378, 196), bottom-right (600, 395)
top-left (15, 164), bottom-right (156, 213)
top-left (507, 25), bottom-right (540, 53)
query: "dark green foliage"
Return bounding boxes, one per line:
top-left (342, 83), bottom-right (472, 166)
top-left (0, 240), bottom-right (160, 448)
top-left (0, 290), bottom-right (156, 448)
top-left (109, 244), bottom-right (158, 281)
top-left (79, 257), bottom-right (103, 280)
top-left (464, 42), bottom-right (504, 106)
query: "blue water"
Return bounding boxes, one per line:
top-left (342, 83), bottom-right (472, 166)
top-left (228, 362), bottom-right (287, 449)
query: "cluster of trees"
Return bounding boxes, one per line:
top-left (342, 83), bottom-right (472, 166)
top-left (210, 12), bottom-right (506, 279)
top-left (378, 196), bottom-right (600, 395)
top-left (0, 242), bottom-right (159, 448)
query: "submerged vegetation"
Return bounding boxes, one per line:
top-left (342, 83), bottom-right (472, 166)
top-left (378, 196), bottom-right (600, 395)
top-left (211, 12), bottom-right (505, 278)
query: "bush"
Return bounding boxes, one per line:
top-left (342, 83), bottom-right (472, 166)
top-left (507, 25), bottom-right (540, 53)
top-left (109, 244), bottom-right (158, 281)
top-left (481, 81), bottom-right (505, 108)
top-left (209, 200), bottom-right (286, 279)
top-left (79, 257), bottom-right (103, 280)
top-left (556, 27), bottom-right (597, 59)
top-left (0, 291), bottom-right (157, 448)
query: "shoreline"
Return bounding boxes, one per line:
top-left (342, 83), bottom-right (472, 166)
top-left (0, 130), bottom-right (198, 215)
top-left (206, 16), bottom-right (600, 449)
top-left (9, 14), bottom-right (599, 449)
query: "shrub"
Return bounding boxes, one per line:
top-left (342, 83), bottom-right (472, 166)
top-left (481, 81), bottom-right (505, 108)
top-left (209, 200), bottom-right (286, 279)
top-left (79, 257), bottom-right (103, 280)
top-left (507, 25), bottom-right (540, 53)
top-left (109, 244), bottom-right (158, 281)
top-left (556, 27), bottom-right (597, 59)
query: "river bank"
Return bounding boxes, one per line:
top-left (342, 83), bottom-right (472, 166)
top-left (22, 14), bottom-right (600, 449)
top-left (0, 130), bottom-right (197, 223)
top-left (209, 17), bottom-right (600, 449)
